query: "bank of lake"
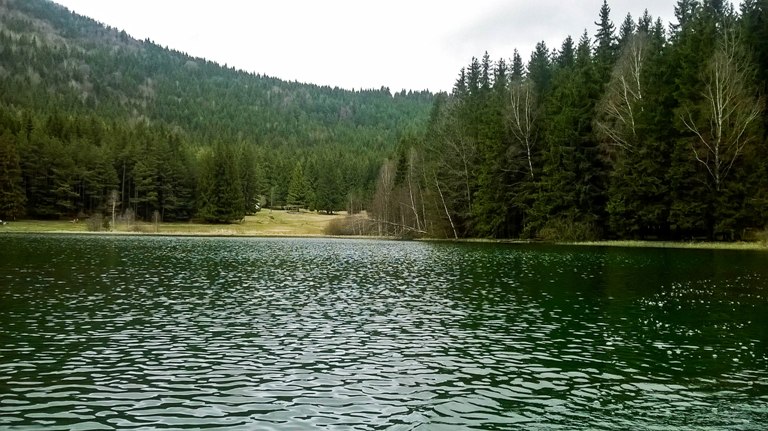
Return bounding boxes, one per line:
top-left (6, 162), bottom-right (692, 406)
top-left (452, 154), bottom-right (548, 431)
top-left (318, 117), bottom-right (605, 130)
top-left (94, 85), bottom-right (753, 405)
top-left (1, 212), bottom-right (766, 250)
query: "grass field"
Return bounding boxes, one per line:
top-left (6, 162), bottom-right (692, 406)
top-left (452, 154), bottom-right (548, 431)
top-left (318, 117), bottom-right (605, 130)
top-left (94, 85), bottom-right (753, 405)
top-left (0, 210), bottom-right (346, 237)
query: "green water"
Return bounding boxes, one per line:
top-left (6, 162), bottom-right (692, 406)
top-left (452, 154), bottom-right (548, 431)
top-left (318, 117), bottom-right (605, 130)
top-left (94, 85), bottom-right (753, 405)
top-left (0, 235), bottom-right (766, 430)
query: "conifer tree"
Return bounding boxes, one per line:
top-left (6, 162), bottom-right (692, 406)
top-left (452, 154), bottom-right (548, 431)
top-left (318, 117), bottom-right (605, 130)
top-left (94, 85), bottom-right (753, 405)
top-left (287, 161), bottom-right (307, 209)
top-left (196, 143), bottom-right (245, 223)
top-left (618, 13), bottom-right (636, 49)
top-left (529, 33), bottom-right (604, 240)
top-left (556, 36), bottom-right (575, 69)
top-left (315, 166), bottom-right (342, 214)
top-left (528, 42), bottom-right (552, 96)
top-left (510, 49), bottom-right (525, 81)
top-left (594, 0), bottom-right (618, 82)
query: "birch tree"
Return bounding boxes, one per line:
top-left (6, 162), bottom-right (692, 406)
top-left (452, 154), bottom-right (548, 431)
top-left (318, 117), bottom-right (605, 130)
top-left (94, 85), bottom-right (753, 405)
top-left (596, 32), bottom-right (648, 153)
top-left (681, 31), bottom-right (763, 191)
top-left (508, 80), bottom-right (538, 179)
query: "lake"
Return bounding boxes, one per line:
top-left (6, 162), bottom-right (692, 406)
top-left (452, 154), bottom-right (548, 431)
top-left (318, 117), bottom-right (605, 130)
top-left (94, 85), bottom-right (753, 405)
top-left (0, 235), bottom-right (766, 430)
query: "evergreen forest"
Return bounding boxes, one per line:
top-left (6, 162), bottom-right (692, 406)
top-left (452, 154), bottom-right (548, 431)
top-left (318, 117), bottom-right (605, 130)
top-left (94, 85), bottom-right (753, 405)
top-left (1, 0), bottom-right (767, 241)
top-left (370, 0), bottom-right (768, 240)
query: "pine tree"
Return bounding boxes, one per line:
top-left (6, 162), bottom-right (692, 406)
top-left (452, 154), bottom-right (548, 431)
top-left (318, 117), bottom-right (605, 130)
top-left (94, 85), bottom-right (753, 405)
top-left (637, 10), bottom-right (653, 33)
top-left (618, 13), bottom-right (636, 49)
top-left (594, 0), bottom-right (618, 81)
top-left (287, 161), bottom-right (307, 209)
top-left (671, 0), bottom-right (700, 36)
top-left (510, 49), bottom-right (525, 81)
top-left (556, 35), bottom-right (575, 69)
top-left (528, 42), bottom-right (552, 96)
top-left (196, 143), bottom-right (245, 223)
top-left (528, 34), bottom-right (605, 240)
top-left (238, 143), bottom-right (260, 214)
top-left (315, 166), bottom-right (342, 214)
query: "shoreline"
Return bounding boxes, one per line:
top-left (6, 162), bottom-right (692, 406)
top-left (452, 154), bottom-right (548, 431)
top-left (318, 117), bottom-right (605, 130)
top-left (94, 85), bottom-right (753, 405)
top-left (567, 239), bottom-right (768, 251)
top-left (3, 227), bottom-right (766, 251)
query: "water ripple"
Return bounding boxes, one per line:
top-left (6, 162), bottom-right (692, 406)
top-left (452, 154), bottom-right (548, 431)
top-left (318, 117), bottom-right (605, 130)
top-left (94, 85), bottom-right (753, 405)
top-left (1, 236), bottom-right (767, 429)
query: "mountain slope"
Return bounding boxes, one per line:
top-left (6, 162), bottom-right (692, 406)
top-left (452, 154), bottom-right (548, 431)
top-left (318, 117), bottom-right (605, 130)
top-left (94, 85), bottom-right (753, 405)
top-left (0, 0), bottom-right (432, 147)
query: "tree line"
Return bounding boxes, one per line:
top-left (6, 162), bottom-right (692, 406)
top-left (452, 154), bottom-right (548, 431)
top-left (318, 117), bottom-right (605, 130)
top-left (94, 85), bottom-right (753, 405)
top-left (0, 108), bottom-right (386, 223)
top-left (370, 0), bottom-right (767, 241)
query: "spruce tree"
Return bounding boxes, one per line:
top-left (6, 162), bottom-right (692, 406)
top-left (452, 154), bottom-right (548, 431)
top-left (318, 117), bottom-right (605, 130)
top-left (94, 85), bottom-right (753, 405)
top-left (287, 161), bottom-right (307, 209)
top-left (594, 0), bottom-right (618, 82)
top-left (528, 34), bottom-right (604, 240)
top-left (618, 13), bottom-right (636, 49)
top-left (315, 167), bottom-right (342, 214)
top-left (528, 42), bottom-right (552, 96)
top-left (196, 143), bottom-right (245, 223)
top-left (510, 49), bottom-right (525, 81)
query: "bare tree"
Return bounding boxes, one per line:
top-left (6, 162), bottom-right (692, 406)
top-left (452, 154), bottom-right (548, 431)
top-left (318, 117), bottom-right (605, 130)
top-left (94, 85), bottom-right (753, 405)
top-left (370, 159), bottom-right (396, 236)
top-left (430, 100), bottom-right (476, 215)
top-left (596, 32), bottom-right (648, 153)
top-left (405, 147), bottom-right (423, 232)
top-left (109, 190), bottom-right (119, 231)
top-left (508, 79), bottom-right (538, 179)
top-left (681, 31), bottom-right (763, 191)
top-left (434, 173), bottom-right (458, 239)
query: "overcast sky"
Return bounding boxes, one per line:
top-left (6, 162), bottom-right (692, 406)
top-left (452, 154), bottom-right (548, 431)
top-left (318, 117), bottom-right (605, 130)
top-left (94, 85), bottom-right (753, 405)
top-left (51, 1), bottom-right (733, 93)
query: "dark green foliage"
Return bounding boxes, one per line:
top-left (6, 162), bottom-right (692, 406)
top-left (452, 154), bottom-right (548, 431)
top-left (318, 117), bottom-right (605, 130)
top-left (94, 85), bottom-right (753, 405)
top-left (594, 0), bottom-right (618, 81)
top-left (287, 161), bottom-right (308, 209)
top-left (528, 42), bottom-right (552, 96)
top-left (0, 129), bottom-right (26, 219)
top-left (197, 143), bottom-right (245, 223)
top-left (314, 166), bottom-right (343, 214)
top-left (531, 35), bottom-right (606, 237)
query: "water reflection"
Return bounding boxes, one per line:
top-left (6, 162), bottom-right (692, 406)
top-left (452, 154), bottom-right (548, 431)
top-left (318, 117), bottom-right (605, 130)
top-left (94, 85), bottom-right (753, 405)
top-left (0, 236), bottom-right (766, 429)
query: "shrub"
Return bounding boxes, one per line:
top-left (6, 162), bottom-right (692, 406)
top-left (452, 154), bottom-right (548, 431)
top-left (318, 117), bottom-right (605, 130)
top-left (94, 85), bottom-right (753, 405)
top-left (324, 215), bottom-right (376, 236)
top-left (538, 217), bottom-right (600, 242)
top-left (86, 213), bottom-right (104, 232)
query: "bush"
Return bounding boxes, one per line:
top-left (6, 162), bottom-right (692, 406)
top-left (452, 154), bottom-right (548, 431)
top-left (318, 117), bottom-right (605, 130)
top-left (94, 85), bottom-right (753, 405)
top-left (754, 229), bottom-right (768, 246)
top-left (538, 217), bottom-right (600, 242)
top-left (86, 213), bottom-right (104, 232)
top-left (324, 215), bottom-right (376, 236)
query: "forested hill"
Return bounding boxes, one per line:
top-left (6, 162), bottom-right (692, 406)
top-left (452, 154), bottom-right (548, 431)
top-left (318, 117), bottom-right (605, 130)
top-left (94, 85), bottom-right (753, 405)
top-left (0, 0), bottom-right (432, 144)
top-left (0, 0), bottom-right (433, 222)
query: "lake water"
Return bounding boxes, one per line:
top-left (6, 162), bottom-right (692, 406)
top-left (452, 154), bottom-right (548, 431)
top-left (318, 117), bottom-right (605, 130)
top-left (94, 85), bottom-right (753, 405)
top-left (0, 235), bottom-right (767, 430)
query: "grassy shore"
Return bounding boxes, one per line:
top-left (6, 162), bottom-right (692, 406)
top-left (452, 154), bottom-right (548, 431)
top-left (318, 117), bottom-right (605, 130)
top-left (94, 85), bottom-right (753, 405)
top-left (2, 215), bottom-right (767, 250)
top-left (0, 210), bottom-right (346, 237)
top-left (569, 239), bottom-right (768, 251)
